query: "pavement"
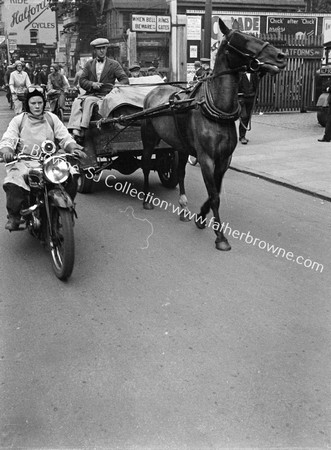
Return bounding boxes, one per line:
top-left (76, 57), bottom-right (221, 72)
top-left (231, 111), bottom-right (331, 201)
top-left (0, 91), bottom-right (330, 201)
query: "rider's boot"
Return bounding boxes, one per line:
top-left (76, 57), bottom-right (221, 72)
top-left (3, 182), bottom-right (28, 230)
top-left (5, 215), bottom-right (22, 231)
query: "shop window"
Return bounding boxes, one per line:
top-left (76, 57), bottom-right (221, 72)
top-left (30, 29), bottom-right (38, 44)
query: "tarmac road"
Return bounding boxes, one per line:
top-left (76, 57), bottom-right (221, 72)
top-left (0, 93), bottom-right (330, 449)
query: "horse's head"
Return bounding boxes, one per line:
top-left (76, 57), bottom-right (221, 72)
top-left (218, 18), bottom-right (286, 75)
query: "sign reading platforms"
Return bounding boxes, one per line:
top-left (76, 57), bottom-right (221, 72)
top-left (132, 15), bottom-right (171, 33)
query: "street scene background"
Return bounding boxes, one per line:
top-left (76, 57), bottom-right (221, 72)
top-left (0, 88), bottom-right (330, 449)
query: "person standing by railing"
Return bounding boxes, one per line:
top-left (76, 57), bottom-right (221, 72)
top-left (238, 71), bottom-right (259, 145)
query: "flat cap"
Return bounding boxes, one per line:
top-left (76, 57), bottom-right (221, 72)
top-left (42, 64), bottom-right (48, 68)
top-left (129, 64), bottom-right (140, 71)
top-left (200, 57), bottom-right (210, 63)
top-left (148, 66), bottom-right (156, 71)
top-left (194, 60), bottom-right (201, 67)
top-left (90, 38), bottom-right (110, 48)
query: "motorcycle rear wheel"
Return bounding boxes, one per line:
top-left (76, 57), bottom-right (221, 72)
top-left (49, 207), bottom-right (75, 280)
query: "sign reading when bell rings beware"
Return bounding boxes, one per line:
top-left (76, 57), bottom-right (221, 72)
top-left (132, 15), bottom-right (170, 33)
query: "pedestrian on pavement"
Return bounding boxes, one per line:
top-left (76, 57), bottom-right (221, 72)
top-left (0, 87), bottom-right (86, 231)
top-left (36, 64), bottom-right (49, 88)
top-left (129, 63), bottom-right (142, 78)
top-left (318, 85), bottom-right (331, 142)
top-left (9, 60), bottom-right (32, 115)
top-left (32, 62), bottom-right (41, 84)
top-left (24, 62), bottom-right (34, 81)
top-left (68, 38), bottom-right (129, 142)
top-left (200, 58), bottom-right (213, 77)
top-left (193, 61), bottom-right (205, 82)
top-left (4, 64), bottom-right (15, 106)
top-left (0, 64), bottom-right (5, 86)
top-left (238, 71), bottom-right (259, 145)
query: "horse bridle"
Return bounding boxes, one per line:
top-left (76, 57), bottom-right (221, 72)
top-left (225, 31), bottom-right (271, 72)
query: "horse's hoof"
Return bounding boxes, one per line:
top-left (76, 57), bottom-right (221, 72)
top-left (215, 240), bottom-right (231, 251)
top-left (143, 202), bottom-right (154, 210)
top-left (180, 212), bottom-right (191, 222)
top-left (195, 214), bottom-right (206, 229)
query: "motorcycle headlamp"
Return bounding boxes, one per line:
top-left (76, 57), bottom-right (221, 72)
top-left (44, 156), bottom-right (70, 184)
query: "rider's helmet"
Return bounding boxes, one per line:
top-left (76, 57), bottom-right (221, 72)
top-left (25, 86), bottom-right (46, 113)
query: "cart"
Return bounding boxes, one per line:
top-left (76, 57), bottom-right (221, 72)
top-left (76, 94), bottom-right (195, 194)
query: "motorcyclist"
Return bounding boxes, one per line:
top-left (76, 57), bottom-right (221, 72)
top-left (0, 87), bottom-right (86, 231)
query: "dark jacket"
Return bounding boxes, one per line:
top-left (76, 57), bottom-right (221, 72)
top-left (37, 70), bottom-right (49, 86)
top-left (79, 57), bottom-right (129, 95)
top-left (238, 72), bottom-right (259, 98)
top-left (193, 67), bottom-right (205, 81)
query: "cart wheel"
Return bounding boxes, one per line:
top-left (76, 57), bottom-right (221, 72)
top-left (157, 151), bottom-right (179, 188)
top-left (77, 170), bottom-right (93, 194)
top-left (317, 108), bottom-right (327, 127)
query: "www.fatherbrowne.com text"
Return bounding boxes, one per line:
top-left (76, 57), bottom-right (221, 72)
top-left (85, 169), bottom-right (324, 273)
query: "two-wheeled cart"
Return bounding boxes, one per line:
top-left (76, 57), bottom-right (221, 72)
top-left (76, 97), bottom-right (194, 194)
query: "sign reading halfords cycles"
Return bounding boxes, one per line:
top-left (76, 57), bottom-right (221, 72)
top-left (3, 0), bottom-right (55, 45)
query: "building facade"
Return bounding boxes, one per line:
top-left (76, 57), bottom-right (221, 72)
top-left (1, 0), bottom-right (56, 65)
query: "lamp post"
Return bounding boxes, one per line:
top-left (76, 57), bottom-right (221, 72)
top-left (167, 0), bottom-right (178, 81)
top-left (203, 0), bottom-right (212, 59)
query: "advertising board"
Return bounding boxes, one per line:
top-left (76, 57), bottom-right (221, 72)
top-left (2, 0), bottom-right (56, 45)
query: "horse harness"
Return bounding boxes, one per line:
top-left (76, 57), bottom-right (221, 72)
top-left (96, 29), bottom-right (265, 148)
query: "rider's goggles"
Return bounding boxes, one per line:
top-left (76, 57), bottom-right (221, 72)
top-left (27, 86), bottom-right (44, 93)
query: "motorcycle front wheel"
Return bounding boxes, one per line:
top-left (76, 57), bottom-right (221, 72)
top-left (49, 207), bottom-right (75, 280)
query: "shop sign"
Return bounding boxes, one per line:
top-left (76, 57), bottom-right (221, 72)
top-left (157, 16), bottom-right (170, 32)
top-left (2, 0), bottom-right (56, 45)
top-left (212, 15), bottom-right (261, 37)
top-left (132, 14), bottom-right (170, 33)
top-left (187, 16), bottom-right (201, 40)
top-left (283, 47), bottom-right (323, 58)
top-left (267, 17), bottom-right (316, 37)
top-left (8, 38), bottom-right (17, 51)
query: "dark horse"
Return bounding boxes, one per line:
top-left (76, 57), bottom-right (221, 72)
top-left (141, 19), bottom-right (286, 250)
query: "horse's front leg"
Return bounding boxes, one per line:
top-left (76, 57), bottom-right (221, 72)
top-left (210, 156), bottom-right (232, 251)
top-left (177, 151), bottom-right (190, 222)
top-left (196, 153), bottom-right (231, 251)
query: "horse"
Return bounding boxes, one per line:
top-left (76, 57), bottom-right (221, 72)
top-left (141, 18), bottom-right (286, 251)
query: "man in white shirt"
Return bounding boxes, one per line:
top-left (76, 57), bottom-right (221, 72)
top-left (68, 38), bottom-right (129, 141)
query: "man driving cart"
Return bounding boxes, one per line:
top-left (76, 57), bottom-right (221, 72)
top-left (68, 38), bottom-right (129, 143)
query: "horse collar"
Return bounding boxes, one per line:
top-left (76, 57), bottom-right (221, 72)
top-left (199, 80), bottom-right (240, 122)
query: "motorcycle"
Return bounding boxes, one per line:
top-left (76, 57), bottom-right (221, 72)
top-left (4, 140), bottom-right (80, 280)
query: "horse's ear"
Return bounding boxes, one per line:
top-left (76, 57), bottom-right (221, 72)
top-left (219, 18), bottom-right (230, 36)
